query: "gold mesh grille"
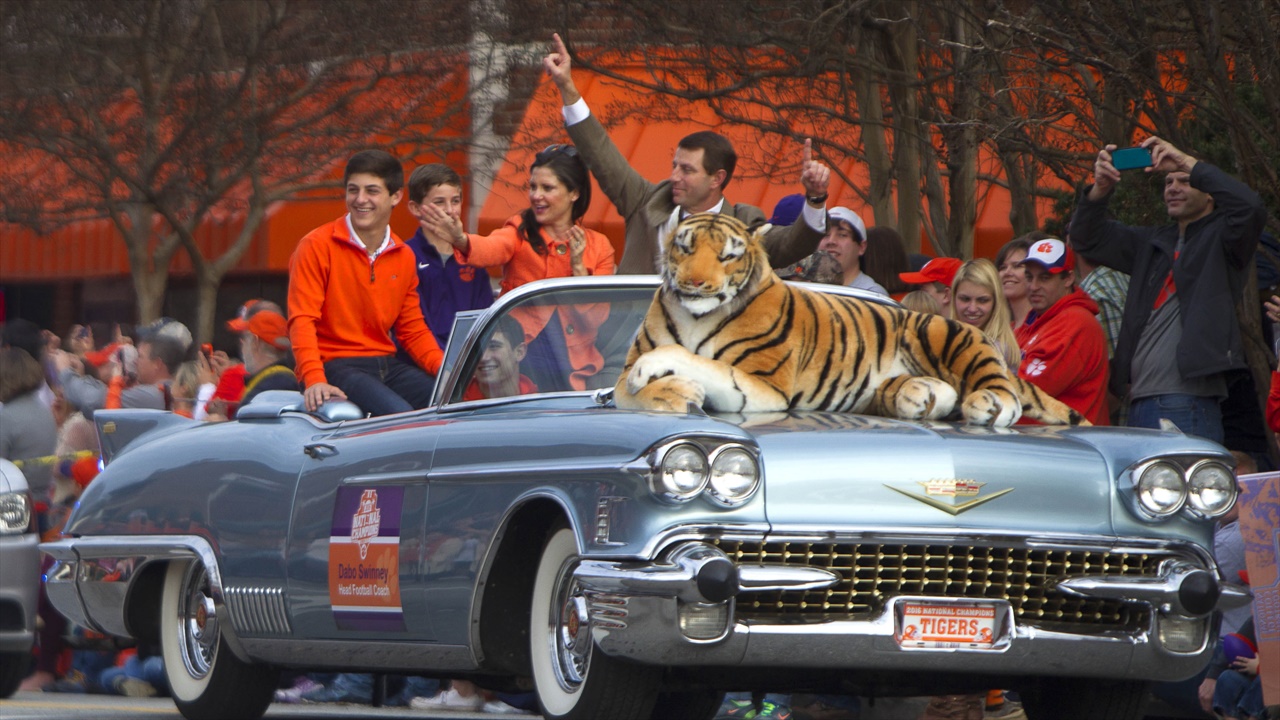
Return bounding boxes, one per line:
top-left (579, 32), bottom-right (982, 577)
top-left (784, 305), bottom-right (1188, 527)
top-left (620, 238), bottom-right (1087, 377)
top-left (715, 540), bottom-right (1168, 630)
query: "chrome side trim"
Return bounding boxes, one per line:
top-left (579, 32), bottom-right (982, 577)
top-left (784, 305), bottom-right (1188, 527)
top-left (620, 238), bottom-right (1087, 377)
top-left (224, 586), bottom-right (291, 636)
top-left (238, 639), bottom-right (478, 672)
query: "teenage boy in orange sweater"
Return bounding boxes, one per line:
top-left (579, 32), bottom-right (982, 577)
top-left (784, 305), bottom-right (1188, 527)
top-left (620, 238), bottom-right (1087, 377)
top-left (287, 150), bottom-right (444, 416)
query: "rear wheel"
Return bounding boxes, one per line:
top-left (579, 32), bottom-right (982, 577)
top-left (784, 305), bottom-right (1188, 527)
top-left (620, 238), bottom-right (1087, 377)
top-left (1020, 677), bottom-right (1149, 720)
top-left (530, 526), bottom-right (662, 720)
top-left (160, 561), bottom-right (277, 720)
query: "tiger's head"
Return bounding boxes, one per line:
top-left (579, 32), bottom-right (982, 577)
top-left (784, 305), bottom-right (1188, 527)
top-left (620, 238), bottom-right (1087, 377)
top-left (662, 214), bottom-right (772, 317)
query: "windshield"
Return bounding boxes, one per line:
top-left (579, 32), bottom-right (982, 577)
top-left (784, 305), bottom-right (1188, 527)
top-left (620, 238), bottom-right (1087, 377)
top-left (444, 284), bottom-right (656, 404)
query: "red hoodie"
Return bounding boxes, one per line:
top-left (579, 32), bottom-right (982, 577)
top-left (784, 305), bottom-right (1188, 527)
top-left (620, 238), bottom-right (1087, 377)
top-left (1015, 288), bottom-right (1110, 425)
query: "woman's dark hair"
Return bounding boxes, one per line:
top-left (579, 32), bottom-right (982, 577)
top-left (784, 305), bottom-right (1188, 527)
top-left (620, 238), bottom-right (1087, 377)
top-left (518, 145), bottom-right (592, 255)
top-left (996, 231), bottom-right (1047, 268)
top-left (862, 226), bottom-right (912, 295)
top-left (0, 347), bottom-right (45, 403)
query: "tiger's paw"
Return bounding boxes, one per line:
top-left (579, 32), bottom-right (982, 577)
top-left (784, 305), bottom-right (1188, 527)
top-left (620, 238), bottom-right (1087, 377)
top-left (626, 345), bottom-right (700, 394)
top-left (961, 389), bottom-right (1021, 427)
top-left (895, 377), bottom-right (957, 420)
top-left (633, 375), bottom-right (706, 413)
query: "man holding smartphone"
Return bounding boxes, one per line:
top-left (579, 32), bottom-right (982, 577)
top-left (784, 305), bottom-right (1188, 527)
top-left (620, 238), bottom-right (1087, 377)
top-left (1069, 137), bottom-right (1267, 443)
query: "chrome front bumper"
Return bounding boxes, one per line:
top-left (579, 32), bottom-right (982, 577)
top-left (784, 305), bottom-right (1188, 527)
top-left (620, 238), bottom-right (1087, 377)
top-left (572, 539), bottom-right (1249, 681)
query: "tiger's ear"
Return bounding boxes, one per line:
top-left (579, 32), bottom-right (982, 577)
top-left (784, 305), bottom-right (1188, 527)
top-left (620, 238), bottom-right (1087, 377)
top-left (752, 223), bottom-right (772, 243)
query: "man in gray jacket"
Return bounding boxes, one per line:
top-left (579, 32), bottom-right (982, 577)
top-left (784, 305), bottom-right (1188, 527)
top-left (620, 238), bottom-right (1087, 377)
top-left (1070, 137), bottom-right (1266, 443)
top-left (542, 33), bottom-right (831, 275)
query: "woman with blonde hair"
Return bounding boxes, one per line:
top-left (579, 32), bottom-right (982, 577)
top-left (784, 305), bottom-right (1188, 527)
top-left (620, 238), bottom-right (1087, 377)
top-left (950, 258), bottom-right (1021, 369)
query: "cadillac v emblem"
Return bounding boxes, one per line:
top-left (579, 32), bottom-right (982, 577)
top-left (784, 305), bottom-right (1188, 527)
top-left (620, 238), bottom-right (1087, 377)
top-left (885, 479), bottom-right (1013, 515)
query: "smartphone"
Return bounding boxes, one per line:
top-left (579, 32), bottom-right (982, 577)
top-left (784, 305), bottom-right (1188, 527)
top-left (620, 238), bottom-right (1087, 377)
top-left (1111, 146), bottom-right (1153, 171)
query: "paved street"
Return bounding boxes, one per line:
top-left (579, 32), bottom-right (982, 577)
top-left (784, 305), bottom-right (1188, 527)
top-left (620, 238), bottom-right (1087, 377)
top-left (0, 692), bottom-right (497, 720)
top-left (1, 689), bottom-right (1195, 719)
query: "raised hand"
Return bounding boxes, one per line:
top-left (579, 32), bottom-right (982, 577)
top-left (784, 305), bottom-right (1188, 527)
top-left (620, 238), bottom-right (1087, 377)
top-left (800, 138), bottom-right (830, 201)
top-left (1141, 136), bottom-right (1197, 175)
top-left (420, 201), bottom-right (468, 251)
top-left (1088, 144), bottom-right (1121, 201)
top-left (542, 33), bottom-right (581, 104)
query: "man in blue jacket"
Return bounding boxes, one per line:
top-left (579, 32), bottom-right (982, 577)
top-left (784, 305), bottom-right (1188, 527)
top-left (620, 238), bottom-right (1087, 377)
top-left (1070, 137), bottom-right (1266, 443)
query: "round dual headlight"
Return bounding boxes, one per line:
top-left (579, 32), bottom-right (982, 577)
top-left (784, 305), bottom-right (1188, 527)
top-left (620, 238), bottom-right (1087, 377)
top-left (706, 446), bottom-right (760, 506)
top-left (652, 443), bottom-right (709, 502)
top-left (1186, 461), bottom-right (1236, 518)
top-left (1134, 461), bottom-right (1187, 517)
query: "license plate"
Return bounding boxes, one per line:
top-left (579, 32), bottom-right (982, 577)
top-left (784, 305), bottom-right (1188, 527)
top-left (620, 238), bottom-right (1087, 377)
top-left (896, 600), bottom-right (1000, 649)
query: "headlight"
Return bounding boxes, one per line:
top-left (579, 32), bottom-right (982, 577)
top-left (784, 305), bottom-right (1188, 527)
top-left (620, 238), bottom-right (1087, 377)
top-left (1186, 461), bottom-right (1236, 518)
top-left (652, 443), bottom-right (709, 502)
top-left (0, 491), bottom-right (32, 535)
top-left (706, 446), bottom-right (760, 506)
top-left (1134, 461), bottom-right (1187, 517)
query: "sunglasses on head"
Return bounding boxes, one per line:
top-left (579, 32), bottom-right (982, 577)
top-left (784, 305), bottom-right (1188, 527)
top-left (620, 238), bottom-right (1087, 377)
top-left (536, 144), bottom-right (579, 162)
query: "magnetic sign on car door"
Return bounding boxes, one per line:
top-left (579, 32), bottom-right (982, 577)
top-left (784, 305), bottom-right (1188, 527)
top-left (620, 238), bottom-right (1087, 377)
top-left (329, 487), bottom-right (406, 631)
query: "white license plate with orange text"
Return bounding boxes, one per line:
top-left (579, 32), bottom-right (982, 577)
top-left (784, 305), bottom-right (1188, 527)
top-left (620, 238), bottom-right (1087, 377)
top-left (896, 601), bottom-right (1000, 649)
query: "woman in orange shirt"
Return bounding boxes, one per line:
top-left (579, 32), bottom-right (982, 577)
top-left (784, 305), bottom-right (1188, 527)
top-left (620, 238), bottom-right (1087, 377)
top-left (433, 145), bottom-right (615, 391)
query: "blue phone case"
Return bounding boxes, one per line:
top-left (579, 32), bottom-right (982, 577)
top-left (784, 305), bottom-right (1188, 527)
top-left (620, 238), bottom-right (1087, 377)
top-left (1112, 147), bottom-right (1153, 171)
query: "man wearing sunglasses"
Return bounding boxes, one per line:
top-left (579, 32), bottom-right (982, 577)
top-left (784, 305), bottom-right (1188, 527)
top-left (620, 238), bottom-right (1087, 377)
top-left (543, 33), bottom-right (831, 275)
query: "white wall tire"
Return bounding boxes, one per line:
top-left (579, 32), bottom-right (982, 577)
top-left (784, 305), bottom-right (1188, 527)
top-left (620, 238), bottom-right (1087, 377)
top-left (529, 526), bottom-right (661, 720)
top-left (160, 561), bottom-right (276, 720)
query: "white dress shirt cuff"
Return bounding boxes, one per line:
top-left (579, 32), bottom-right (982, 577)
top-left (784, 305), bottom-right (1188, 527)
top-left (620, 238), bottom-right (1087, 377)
top-left (801, 200), bottom-right (827, 232)
top-left (562, 98), bottom-right (591, 127)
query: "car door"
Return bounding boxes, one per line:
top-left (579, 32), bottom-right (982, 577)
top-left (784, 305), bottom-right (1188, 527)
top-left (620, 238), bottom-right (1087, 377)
top-left (284, 414), bottom-right (443, 641)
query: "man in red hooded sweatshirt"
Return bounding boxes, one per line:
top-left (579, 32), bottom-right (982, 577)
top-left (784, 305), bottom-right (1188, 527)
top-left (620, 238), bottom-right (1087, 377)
top-left (1015, 238), bottom-right (1111, 425)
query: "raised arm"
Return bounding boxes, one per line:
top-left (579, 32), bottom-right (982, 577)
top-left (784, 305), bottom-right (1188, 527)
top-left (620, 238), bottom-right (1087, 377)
top-left (546, 33), bottom-right (661, 220)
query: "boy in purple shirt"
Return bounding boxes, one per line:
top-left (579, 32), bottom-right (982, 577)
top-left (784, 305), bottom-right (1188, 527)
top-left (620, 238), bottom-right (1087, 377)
top-left (404, 164), bottom-right (495, 348)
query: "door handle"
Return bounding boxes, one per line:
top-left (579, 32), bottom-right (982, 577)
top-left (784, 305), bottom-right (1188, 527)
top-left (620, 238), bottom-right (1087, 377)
top-left (304, 443), bottom-right (338, 459)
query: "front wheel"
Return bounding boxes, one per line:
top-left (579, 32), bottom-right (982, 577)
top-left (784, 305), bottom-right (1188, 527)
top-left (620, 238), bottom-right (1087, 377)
top-left (160, 561), bottom-right (277, 720)
top-left (529, 526), bottom-right (662, 720)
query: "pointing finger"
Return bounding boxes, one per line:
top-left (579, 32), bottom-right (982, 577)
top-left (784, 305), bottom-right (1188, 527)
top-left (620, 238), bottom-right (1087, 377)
top-left (803, 138), bottom-right (813, 166)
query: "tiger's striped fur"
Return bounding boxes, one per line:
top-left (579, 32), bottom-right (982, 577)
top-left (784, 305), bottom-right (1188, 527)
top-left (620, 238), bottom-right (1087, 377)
top-left (614, 214), bottom-right (1086, 426)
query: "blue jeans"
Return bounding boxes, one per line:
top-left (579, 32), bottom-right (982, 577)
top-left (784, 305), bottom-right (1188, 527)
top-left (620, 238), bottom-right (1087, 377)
top-left (100, 654), bottom-right (167, 695)
top-left (324, 356), bottom-right (435, 417)
top-left (1214, 669), bottom-right (1265, 719)
top-left (1128, 394), bottom-right (1224, 445)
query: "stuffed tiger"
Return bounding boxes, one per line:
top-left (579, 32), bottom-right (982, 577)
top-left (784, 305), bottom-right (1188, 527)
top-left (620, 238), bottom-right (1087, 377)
top-left (613, 214), bottom-right (1087, 427)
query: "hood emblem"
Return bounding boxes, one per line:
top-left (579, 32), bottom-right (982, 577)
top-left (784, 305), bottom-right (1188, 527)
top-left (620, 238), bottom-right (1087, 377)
top-left (885, 479), bottom-right (1013, 515)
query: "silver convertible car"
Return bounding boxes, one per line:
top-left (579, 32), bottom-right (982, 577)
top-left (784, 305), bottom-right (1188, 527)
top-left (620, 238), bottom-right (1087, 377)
top-left (43, 276), bottom-right (1247, 720)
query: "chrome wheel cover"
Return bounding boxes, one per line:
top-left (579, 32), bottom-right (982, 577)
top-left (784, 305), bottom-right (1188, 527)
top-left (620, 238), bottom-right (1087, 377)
top-left (548, 555), bottom-right (590, 691)
top-left (176, 563), bottom-right (218, 679)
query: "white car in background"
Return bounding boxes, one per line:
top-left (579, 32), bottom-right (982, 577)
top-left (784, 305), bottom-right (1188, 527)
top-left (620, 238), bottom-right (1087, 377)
top-left (0, 458), bottom-right (40, 697)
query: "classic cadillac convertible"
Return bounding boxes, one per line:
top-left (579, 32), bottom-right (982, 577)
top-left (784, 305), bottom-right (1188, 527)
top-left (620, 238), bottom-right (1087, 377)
top-left (43, 276), bottom-right (1247, 720)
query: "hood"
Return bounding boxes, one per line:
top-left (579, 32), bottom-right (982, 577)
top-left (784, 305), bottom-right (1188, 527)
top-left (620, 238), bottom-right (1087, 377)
top-left (739, 412), bottom-right (1215, 544)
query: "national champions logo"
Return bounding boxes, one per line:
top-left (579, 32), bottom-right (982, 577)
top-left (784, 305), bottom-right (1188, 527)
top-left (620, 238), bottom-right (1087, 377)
top-left (351, 489), bottom-right (381, 560)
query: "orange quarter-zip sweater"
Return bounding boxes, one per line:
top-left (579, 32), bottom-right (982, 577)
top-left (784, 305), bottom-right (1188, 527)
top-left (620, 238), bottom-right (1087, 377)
top-left (288, 217), bottom-right (443, 388)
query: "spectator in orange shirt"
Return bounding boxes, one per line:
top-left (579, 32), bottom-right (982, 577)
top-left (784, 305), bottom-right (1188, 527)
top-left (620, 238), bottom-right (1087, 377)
top-left (287, 150), bottom-right (444, 416)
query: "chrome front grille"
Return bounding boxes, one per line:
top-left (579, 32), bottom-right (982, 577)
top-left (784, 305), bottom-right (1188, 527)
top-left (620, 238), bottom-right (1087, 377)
top-left (715, 540), bottom-right (1172, 630)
